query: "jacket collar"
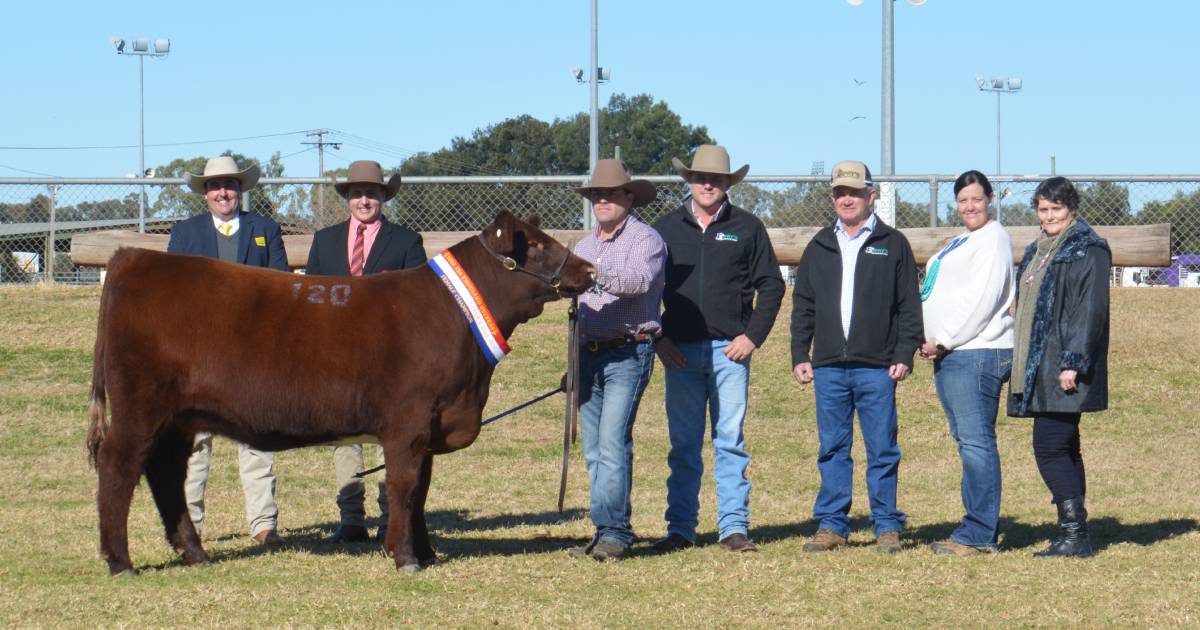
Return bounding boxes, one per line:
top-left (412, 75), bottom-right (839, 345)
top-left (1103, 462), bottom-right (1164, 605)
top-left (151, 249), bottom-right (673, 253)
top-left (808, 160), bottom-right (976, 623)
top-left (679, 195), bottom-right (731, 228)
top-left (815, 213), bottom-right (894, 250)
top-left (1053, 219), bottom-right (1109, 263)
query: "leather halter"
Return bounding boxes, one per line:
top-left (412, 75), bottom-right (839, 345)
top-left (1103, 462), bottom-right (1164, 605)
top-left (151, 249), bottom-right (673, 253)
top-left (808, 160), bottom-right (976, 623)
top-left (476, 234), bottom-right (570, 288)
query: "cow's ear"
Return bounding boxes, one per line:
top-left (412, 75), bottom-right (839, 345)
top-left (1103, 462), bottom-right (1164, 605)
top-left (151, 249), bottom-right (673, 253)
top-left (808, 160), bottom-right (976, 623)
top-left (524, 213), bottom-right (542, 228)
top-left (486, 209), bottom-right (517, 254)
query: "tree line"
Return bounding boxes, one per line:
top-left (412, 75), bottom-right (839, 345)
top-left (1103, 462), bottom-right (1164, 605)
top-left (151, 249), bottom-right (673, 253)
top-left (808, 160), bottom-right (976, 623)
top-left (2, 94), bottom-right (1197, 257)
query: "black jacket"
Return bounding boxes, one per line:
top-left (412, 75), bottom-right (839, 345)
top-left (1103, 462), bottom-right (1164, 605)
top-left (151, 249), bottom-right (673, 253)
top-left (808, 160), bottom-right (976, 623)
top-left (790, 217), bottom-right (923, 368)
top-left (305, 217), bottom-right (426, 277)
top-left (652, 201), bottom-right (784, 346)
top-left (167, 211), bottom-right (288, 271)
top-left (1007, 220), bottom-right (1110, 417)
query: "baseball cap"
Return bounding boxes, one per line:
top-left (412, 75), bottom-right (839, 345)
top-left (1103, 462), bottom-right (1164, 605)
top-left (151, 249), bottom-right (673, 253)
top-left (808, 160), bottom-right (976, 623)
top-left (830, 160), bottom-right (874, 189)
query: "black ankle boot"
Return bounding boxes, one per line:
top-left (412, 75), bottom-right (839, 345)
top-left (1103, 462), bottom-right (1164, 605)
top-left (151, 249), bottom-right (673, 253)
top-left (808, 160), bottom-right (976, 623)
top-left (1035, 496), bottom-right (1094, 558)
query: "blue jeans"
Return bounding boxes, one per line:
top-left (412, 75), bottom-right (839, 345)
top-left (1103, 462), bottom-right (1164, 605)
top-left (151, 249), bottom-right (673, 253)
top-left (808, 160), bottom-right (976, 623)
top-left (578, 341), bottom-right (655, 547)
top-left (812, 363), bottom-right (906, 538)
top-left (663, 339), bottom-right (751, 542)
top-left (934, 348), bottom-right (1011, 549)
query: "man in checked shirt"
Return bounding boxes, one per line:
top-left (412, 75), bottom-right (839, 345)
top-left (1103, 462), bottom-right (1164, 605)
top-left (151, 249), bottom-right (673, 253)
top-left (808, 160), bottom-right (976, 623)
top-left (565, 159), bottom-right (667, 562)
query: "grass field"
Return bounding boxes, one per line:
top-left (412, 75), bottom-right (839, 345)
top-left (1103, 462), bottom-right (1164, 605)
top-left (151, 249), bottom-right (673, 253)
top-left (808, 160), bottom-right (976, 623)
top-left (1, 284), bottom-right (1198, 628)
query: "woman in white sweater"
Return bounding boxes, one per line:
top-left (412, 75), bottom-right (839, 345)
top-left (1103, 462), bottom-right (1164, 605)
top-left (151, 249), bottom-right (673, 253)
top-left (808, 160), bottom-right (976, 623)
top-left (919, 170), bottom-right (1015, 556)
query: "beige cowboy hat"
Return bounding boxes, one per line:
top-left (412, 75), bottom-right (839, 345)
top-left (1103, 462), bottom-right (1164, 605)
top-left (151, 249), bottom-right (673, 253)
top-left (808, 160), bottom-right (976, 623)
top-left (671, 144), bottom-right (749, 186)
top-left (572, 159), bottom-right (657, 208)
top-left (184, 156), bottom-right (261, 194)
top-left (332, 160), bottom-right (402, 202)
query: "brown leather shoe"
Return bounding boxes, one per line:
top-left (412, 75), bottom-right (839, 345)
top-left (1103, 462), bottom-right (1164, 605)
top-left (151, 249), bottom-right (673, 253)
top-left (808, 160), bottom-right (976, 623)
top-left (931, 539), bottom-right (987, 556)
top-left (327, 524), bottom-right (370, 543)
top-left (718, 533), bottom-right (758, 552)
top-left (802, 529), bottom-right (847, 552)
top-left (591, 540), bottom-right (628, 561)
top-left (252, 529), bottom-right (285, 546)
top-left (566, 541), bottom-right (594, 559)
top-left (651, 533), bottom-right (695, 553)
top-left (876, 531), bottom-right (902, 554)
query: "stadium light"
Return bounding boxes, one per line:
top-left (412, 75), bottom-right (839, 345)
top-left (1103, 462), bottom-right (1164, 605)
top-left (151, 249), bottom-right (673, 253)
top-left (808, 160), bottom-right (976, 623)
top-left (976, 75), bottom-right (1022, 175)
top-left (111, 36), bottom-right (170, 233)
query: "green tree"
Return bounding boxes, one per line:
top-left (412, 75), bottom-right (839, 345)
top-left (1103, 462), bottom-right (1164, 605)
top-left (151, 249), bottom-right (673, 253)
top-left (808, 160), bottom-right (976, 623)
top-left (395, 94), bottom-right (713, 229)
top-left (1077, 181), bottom-right (1133, 225)
top-left (1140, 190), bottom-right (1200, 257)
top-left (566, 93), bottom-right (716, 175)
top-left (400, 94), bottom-right (713, 178)
top-left (150, 150), bottom-right (283, 221)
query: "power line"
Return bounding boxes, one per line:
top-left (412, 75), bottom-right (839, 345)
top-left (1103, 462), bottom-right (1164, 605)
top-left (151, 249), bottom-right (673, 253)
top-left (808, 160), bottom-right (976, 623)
top-left (0, 130), bottom-right (313, 151)
top-left (0, 162), bottom-right (59, 177)
top-left (329, 130), bottom-right (505, 176)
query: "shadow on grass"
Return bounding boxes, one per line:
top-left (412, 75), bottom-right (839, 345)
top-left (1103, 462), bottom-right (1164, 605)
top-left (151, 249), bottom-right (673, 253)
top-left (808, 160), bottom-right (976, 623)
top-left (141, 507), bottom-right (590, 571)
top-left (903, 516), bottom-right (1200, 552)
top-left (1001, 516), bottom-right (1199, 552)
top-left (137, 513), bottom-right (1200, 572)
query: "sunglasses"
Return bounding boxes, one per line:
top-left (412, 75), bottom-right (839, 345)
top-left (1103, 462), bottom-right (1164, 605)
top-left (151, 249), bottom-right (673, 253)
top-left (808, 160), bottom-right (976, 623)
top-left (584, 188), bottom-right (630, 202)
top-left (689, 173), bottom-right (731, 187)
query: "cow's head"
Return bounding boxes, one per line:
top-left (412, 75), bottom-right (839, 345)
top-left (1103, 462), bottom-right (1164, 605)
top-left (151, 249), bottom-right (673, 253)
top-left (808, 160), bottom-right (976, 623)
top-left (479, 210), bottom-right (594, 300)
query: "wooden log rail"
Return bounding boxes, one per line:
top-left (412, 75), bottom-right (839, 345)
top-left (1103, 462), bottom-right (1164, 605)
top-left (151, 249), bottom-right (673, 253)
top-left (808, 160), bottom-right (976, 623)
top-left (70, 224), bottom-right (1172, 269)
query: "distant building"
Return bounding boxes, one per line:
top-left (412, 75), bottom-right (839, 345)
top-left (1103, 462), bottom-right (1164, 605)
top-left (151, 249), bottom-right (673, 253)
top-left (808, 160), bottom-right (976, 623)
top-left (1117, 255), bottom-right (1200, 288)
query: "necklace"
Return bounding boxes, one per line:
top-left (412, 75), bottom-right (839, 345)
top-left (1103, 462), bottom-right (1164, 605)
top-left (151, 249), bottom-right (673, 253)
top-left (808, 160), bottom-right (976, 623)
top-left (1023, 251), bottom-right (1053, 286)
top-left (919, 235), bottom-right (968, 301)
top-left (1023, 229), bottom-right (1069, 286)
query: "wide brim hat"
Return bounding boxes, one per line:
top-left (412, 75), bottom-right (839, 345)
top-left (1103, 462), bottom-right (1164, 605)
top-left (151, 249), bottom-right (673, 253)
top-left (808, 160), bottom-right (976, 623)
top-left (671, 144), bottom-right (749, 186)
top-left (572, 159), bottom-right (657, 208)
top-left (185, 156), bottom-right (261, 194)
top-left (332, 160), bottom-right (402, 202)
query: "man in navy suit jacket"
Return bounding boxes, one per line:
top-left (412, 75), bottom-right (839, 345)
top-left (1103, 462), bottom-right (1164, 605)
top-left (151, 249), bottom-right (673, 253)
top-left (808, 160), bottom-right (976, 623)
top-left (305, 160), bottom-right (426, 544)
top-left (168, 156), bottom-right (288, 547)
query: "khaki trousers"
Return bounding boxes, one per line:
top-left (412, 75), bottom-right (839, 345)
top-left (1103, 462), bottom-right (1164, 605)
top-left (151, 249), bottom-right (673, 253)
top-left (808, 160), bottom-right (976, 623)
top-left (185, 433), bottom-right (278, 536)
top-left (333, 444), bottom-right (389, 528)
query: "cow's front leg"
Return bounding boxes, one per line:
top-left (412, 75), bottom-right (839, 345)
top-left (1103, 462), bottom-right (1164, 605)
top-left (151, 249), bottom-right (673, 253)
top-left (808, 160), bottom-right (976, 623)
top-left (380, 437), bottom-right (425, 572)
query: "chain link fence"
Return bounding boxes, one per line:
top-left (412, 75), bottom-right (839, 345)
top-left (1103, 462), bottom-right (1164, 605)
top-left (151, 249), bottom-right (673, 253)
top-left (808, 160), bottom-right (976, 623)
top-left (2, 175), bottom-right (1198, 286)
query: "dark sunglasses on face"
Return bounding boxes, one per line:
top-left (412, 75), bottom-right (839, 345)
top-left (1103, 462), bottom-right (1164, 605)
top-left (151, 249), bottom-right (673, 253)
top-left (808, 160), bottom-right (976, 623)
top-left (690, 173), bottom-right (730, 187)
top-left (585, 188), bottom-right (628, 202)
top-left (832, 187), bottom-right (870, 199)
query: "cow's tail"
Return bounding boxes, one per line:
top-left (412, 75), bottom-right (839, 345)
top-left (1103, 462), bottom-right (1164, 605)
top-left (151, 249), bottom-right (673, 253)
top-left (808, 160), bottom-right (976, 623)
top-left (86, 288), bottom-right (109, 471)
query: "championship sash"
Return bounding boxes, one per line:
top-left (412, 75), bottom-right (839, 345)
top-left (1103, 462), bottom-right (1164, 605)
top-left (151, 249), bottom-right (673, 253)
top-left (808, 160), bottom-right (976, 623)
top-left (429, 251), bottom-right (510, 365)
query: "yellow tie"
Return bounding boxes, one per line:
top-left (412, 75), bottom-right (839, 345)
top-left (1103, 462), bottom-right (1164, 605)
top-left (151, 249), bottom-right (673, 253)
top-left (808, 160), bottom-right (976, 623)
top-left (219, 223), bottom-right (232, 236)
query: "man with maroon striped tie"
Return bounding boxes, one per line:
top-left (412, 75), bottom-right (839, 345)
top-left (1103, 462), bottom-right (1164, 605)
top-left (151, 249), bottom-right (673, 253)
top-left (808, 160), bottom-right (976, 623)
top-left (305, 160), bottom-right (426, 544)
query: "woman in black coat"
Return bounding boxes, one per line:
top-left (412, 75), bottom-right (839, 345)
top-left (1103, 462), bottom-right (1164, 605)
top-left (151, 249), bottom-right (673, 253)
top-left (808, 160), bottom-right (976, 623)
top-left (1008, 177), bottom-right (1110, 558)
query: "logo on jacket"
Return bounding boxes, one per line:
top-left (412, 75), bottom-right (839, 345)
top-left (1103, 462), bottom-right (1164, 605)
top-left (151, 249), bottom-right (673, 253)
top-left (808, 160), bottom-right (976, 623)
top-left (715, 232), bottom-right (739, 242)
top-left (255, 236), bottom-right (266, 247)
top-left (864, 246), bottom-right (888, 256)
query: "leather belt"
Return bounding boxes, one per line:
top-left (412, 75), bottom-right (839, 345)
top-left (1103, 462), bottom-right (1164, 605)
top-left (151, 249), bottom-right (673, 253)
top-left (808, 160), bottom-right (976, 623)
top-left (583, 333), bottom-right (655, 352)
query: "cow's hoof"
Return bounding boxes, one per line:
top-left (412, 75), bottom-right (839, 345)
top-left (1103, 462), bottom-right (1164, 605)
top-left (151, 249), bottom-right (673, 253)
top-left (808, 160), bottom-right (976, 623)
top-left (111, 568), bottom-right (138, 578)
top-left (399, 563), bottom-right (422, 574)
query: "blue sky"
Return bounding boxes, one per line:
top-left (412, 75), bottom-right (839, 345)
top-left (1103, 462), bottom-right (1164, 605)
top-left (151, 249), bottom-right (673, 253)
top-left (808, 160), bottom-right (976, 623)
top-left (3, 1), bottom-right (1196, 178)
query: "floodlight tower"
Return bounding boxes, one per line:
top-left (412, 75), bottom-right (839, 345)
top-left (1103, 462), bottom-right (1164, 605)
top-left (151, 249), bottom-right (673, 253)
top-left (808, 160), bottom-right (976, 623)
top-left (112, 37), bottom-right (170, 233)
top-left (976, 75), bottom-right (1022, 175)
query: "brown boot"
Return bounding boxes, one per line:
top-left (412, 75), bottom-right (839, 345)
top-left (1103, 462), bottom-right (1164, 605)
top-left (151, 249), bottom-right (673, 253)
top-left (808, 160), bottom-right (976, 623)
top-left (802, 529), bottom-right (847, 552)
top-left (930, 539), bottom-right (987, 556)
top-left (876, 531), bottom-right (902, 554)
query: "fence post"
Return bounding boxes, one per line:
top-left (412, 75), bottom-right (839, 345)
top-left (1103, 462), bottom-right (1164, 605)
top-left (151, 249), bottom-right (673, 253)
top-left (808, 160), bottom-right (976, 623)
top-left (45, 184), bottom-right (57, 285)
top-left (928, 178), bottom-right (938, 227)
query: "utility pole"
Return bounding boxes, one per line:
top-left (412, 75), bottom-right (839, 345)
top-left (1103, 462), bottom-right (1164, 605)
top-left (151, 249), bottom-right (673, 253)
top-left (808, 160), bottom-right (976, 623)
top-left (303, 129), bottom-right (341, 225)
